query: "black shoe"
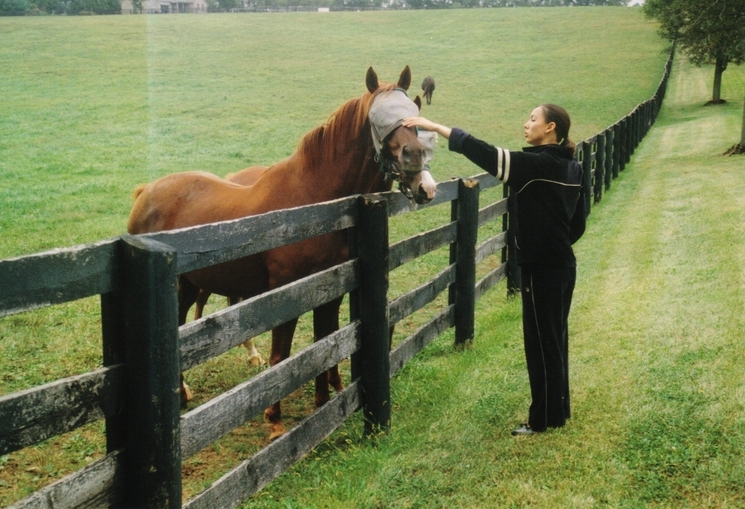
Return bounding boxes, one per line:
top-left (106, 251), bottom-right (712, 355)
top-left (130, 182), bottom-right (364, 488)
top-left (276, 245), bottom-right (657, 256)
top-left (511, 423), bottom-right (539, 436)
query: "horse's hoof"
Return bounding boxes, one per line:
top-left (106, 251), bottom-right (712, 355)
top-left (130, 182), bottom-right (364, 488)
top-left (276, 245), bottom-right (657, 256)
top-left (248, 354), bottom-right (265, 366)
top-left (268, 424), bottom-right (286, 441)
top-left (183, 383), bottom-right (193, 401)
top-left (181, 383), bottom-right (193, 407)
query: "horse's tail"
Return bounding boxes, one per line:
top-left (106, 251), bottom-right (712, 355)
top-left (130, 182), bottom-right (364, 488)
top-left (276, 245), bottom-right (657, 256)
top-left (131, 183), bottom-right (147, 202)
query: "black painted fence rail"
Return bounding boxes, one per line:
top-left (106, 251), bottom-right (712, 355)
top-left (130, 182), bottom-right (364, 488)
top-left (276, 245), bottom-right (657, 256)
top-left (0, 51), bottom-right (672, 509)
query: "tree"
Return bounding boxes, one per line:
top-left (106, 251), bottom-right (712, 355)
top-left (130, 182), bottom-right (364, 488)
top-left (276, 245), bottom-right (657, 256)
top-left (646, 0), bottom-right (745, 155)
top-left (644, 0), bottom-right (745, 104)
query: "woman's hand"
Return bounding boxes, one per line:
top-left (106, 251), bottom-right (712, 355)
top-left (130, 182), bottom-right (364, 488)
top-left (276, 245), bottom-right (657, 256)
top-left (403, 117), bottom-right (452, 139)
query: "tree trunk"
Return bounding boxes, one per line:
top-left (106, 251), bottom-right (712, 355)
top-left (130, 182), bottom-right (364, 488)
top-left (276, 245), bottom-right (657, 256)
top-left (740, 85), bottom-right (745, 147)
top-left (711, 57), bottom-right (726, 103)
top-left (724, 86), bottom-right (745, 155)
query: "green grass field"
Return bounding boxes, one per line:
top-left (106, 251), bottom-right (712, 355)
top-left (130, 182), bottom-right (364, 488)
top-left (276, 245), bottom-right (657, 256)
top-left (3, 7), bottom-right (743, 508)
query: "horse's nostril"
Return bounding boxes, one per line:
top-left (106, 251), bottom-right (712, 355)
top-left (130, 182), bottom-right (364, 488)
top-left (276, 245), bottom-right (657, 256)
top-left (416, 185), bottom-right (433, 204)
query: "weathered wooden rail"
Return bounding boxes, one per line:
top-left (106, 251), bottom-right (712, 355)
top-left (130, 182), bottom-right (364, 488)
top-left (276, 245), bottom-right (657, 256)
top-left (0, 50), bottom-right (672, 509)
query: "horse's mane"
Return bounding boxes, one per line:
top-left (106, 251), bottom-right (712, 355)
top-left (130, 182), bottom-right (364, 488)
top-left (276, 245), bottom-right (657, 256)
top-left (297, 82), bottom-right (397, 170)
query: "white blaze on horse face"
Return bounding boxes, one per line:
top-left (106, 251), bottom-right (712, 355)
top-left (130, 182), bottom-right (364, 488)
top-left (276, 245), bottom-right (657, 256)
top-left (411, 169), bottom-right (437, 204)
top-left (418, 130), bottom-right (437, 167)
top-left (413, 131), bottom-right (437, 203)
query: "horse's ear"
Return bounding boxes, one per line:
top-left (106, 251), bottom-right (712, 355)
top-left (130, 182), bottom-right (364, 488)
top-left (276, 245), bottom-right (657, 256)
top-left (366, 67), bottom-right (379, 93)
top-left (414, 95), bottom-right (422, 111)
top-left (397, 65), bottom-right (412, 91)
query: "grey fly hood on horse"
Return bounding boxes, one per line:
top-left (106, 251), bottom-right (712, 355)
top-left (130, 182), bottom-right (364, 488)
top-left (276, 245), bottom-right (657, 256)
top-left (369, 88), bottom-right (436, 168)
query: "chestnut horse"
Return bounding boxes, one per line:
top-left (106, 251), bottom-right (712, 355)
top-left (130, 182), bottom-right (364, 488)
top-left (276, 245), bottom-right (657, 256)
top-left (192, 166), bottom-right (270, 367)
top-left (128, 66), bottom-right (437, 439)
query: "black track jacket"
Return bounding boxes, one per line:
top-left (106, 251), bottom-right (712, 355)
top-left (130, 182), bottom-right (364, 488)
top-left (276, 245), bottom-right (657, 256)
top-left (449, 127), bottom-right (586, 267)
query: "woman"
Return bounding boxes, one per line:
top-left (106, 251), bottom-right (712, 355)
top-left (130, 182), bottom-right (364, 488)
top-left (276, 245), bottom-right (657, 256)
top-left (403, 104), bottom-right (586, 436)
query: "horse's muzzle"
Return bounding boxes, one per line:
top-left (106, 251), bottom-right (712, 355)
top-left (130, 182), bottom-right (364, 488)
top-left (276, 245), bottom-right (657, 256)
top-left (411, 169), bottom-right (436, 204)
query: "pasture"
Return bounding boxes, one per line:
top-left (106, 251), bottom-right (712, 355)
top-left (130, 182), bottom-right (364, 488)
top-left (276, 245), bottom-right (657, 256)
top-left (1, 6), bottom-right (723, 507)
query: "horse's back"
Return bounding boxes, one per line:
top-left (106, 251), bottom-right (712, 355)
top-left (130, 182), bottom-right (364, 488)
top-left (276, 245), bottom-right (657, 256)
top-left (127, 171), bottom-right (244, 234)
top-left (225, 166), bottom-right (269, 185)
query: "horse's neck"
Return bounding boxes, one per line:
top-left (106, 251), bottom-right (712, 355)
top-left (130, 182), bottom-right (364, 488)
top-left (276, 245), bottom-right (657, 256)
top-left (295, 99), bottom-right (382, 200)
top-left (306, 142), bottom-right (379, 201)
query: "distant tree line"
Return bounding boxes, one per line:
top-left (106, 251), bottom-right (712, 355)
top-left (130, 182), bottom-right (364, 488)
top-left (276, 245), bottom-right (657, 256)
top-left (211, 0), bottom-right (626, 12)
top-left (0, 0), bottom-right (628, 15)
top-left (0, 0), bottom-right (120, 14)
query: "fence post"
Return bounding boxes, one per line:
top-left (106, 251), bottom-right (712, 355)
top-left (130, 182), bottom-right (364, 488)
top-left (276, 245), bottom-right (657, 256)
top-left (118, 235), bottom-right (181, 509)
top-left (629, 109), bottom-right (636, 155)
top-left (613, 122), bottom-right (622, 178)
top-left (452, 179), bottom-right (479, 346)
top-left (581, 141), bottom-right (593, 215)
top-left (594, 133), bottom-right (605, 203)
top-left (101, 254), bottom-right (126, 455)
top-left (604, 127), bottom-right (614, 191)
top-left (620, 117), bottom-right (629, 171)
top-left (503, 184), bottom-right (520, 295)
top-left (356, 196), bottom-right (391, 436)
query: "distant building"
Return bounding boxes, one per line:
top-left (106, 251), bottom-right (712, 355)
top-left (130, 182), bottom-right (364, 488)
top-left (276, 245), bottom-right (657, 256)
top-left (121, 0), bottom-right (207, 13)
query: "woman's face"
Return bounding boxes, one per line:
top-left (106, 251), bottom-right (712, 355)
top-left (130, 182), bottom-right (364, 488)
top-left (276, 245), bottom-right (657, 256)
top-left (523, 106), bottom-right (556, 146)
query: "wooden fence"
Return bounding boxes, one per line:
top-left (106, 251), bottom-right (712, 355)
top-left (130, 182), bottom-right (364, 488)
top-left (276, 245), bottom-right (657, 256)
top-left (0, 50), bottom-right (672, 509)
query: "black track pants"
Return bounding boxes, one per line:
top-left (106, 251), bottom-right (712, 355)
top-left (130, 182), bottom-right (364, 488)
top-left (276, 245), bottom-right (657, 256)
top-left (519, 264), bottom-right (576, 432)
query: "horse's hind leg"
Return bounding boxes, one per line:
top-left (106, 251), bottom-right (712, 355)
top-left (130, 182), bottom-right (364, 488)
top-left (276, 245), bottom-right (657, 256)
top-left (242, 339), bottom-right (264, 366)
top-left (264, 318), bottom-right (298, 440)
top-left (178, 276), bottom-right (201, 406)
top-left (193, 288), bottom-right (211, 321)
top-left (178, 276), bottom-right (201, 325)
top-left (224, 296), bottom-right (265, 366)
top-left (313, 296), bottom-right (345, 409)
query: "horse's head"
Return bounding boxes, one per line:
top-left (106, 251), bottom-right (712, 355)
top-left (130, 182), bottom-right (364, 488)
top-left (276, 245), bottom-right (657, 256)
top-left (367, 66), bottom-right (436, 205)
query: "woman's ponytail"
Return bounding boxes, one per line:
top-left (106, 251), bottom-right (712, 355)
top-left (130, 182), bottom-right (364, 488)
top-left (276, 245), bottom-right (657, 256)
top-left (541, 104), bottom-right (575, 157)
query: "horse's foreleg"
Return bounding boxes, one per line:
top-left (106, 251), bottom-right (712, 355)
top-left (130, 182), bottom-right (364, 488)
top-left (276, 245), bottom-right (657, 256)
top-left (264, 318), bottom-right (298, 440)
top-left (313, 297), bottom-right (345, 408)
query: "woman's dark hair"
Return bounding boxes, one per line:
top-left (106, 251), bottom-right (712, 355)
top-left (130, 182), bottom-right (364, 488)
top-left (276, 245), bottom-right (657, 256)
top-left (541, 104), bottom-right (576, 157)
